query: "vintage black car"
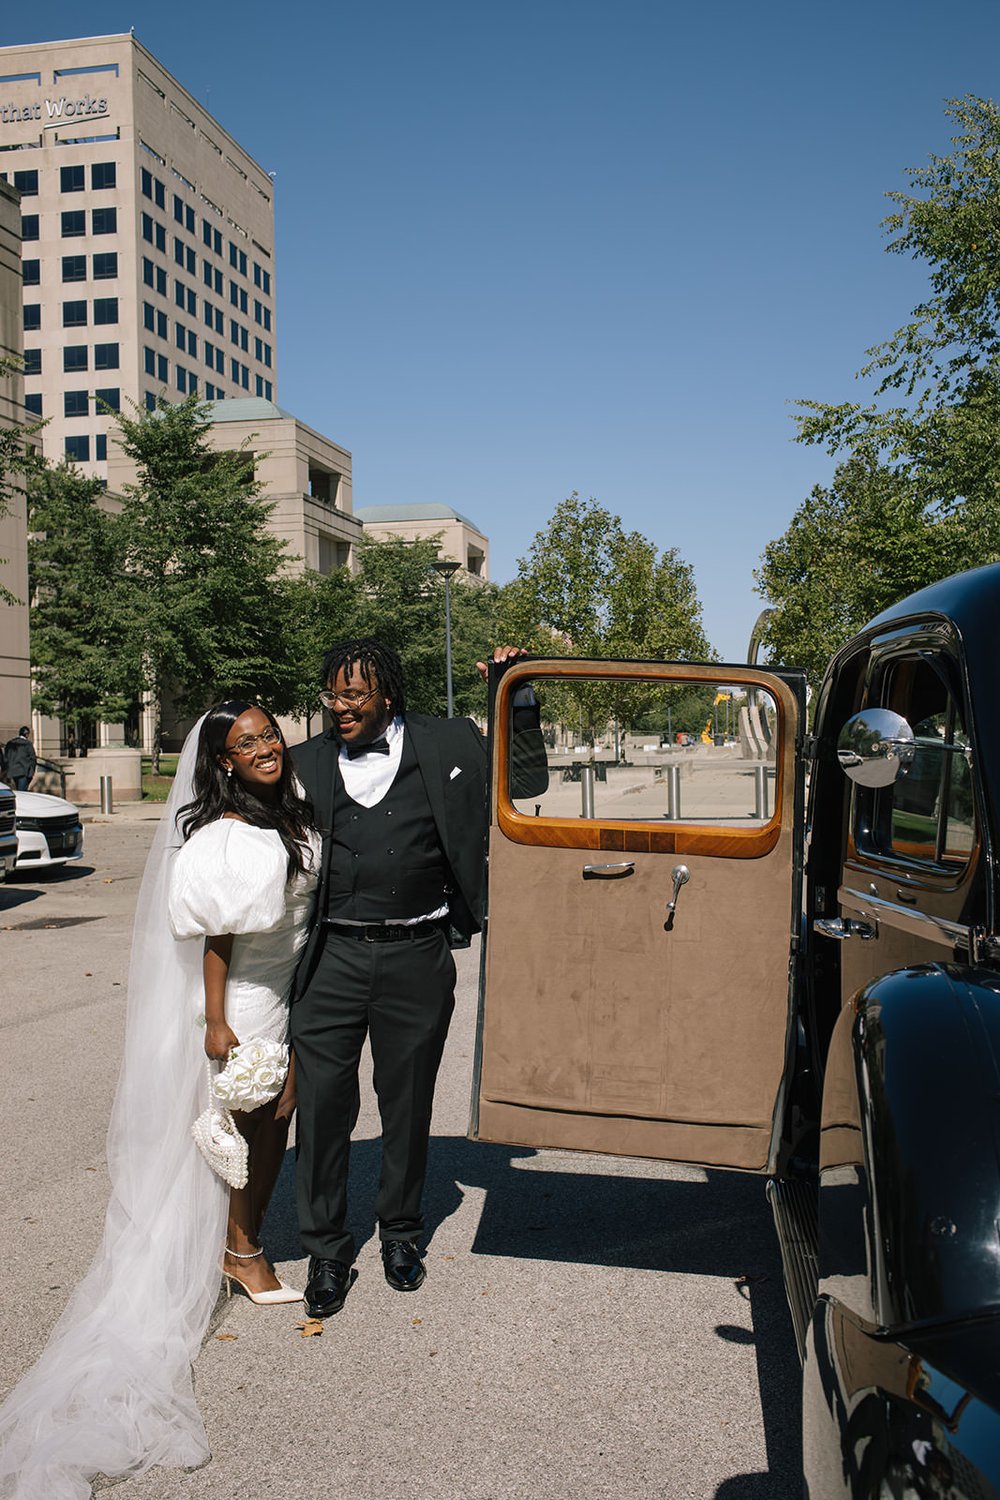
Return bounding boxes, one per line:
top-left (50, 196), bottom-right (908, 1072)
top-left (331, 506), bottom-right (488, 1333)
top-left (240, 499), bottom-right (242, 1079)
top-left (473, 562), bottom-right (1000, 1497)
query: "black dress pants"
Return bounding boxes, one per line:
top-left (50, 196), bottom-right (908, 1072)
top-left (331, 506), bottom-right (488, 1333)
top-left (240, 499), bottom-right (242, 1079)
top-left (290, 924), bottom-right (456, 1263)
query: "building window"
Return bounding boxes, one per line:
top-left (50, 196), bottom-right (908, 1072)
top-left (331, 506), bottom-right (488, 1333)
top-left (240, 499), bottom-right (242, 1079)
top-left (93, 252), bottom-right (118, 279)
top-left (176, 366), bottom-right (188, 393)
top-left (187, 330), bottom-right (197, 357)
top-left (230, 357), bottom-right (239, 383)
top-left (142, 256), bottom-right (155, 287)
top-left (64, 346), bottom-right (88, 372)
top-left (23, 349), bottom-right (41, 375)
top-left (186, 206), bottom-right (195, 234)
top-left (144, 346), bottom-right (156, 375)
top-left (143, 303), bottom-right (155, 332)
top-left (157, 309), bottom-right (167, 338)
top-left (145, 391), bottom-right (157, 412)
top-left (22, 259), bottom-right (40, 286)
top-left (94, 297), bottom-right (118, 325)
top-left (62, 255), bottom-right (87, 282)
top-left (23, 304), bottom-right (40, 331)
top-left (175, 321), bottom-right (187, 351)
top-left (63, 300), bottom-right (88, 327)
top-left (60, 164), bottom-right (85, 193)
top-left (157, 353), bottom-right (168, 382)
top-left (24, 393), bottom-right (42, 416)
top-left (142, 213), bottom-right (154, 243)
top-left (186, 287), bottom-right (197, 316)
top-left (64, 390), bottom-right (89, 417)
top-left (174, 236), bottom-right (184, 267)
top-left (92, 207), bottom-right (117, 235)
top-left (62, 210), bottom-right (86, 238)
top-left (173, 193), bottom-right (184, 224)
top-left (95, 434), bottom-right (107, 462)
top-left (91, 161), bottom-right (116, 191)
top-left (156, 223), bottom-right (166, 253)
top-left (65, 435), bottom-right (90, 463)
top-left (94, 343), bottom-right (119, 370)
top-left (262, 307), bottom-right (272, 332)
top-left (175, 280), bottom-right (186, 308)
top-left (95, 387), bottom-right (120, 412)
top-left (21, 214), bottom-right (39, 242)
top-left (255, 374), bottom-right (264, 397)
top-left (13, 168), bottom-right (38, 196)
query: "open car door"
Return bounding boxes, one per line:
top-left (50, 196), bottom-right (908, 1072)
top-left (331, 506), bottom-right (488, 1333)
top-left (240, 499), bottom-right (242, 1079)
top-left (470, 659), bottom-right (806, 1173)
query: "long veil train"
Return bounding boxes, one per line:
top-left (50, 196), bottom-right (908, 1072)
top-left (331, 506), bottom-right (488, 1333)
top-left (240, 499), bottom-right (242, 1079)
top-left (0, 721), bottom-right (228, 1500)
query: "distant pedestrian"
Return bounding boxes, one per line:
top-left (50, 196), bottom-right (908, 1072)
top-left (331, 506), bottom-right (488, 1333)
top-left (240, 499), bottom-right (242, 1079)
top-left (2, 727), bottom-right (36, 791)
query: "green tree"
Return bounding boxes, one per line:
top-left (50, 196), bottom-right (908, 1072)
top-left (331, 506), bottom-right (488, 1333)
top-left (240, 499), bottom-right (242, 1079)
top-left (497, 493), bottom-right (712, 740)
top-left (351, 533), bottom-right (499, 717)
top-left (28, 462), bottom-right (131, 731)
top-left (795, 96), bottom-right (1000, 539)
top-left (755, 452), bottom-right (971, 689)
top-left (110, 395), bottom-right (296, 768)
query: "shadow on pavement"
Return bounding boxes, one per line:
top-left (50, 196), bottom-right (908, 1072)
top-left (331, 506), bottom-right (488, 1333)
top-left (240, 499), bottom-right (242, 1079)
top-left (262, 1132), bottom-right (801, 1495)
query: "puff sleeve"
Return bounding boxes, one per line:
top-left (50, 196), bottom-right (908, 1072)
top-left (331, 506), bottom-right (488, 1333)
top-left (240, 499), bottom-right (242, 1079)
top-left (167, 820), bottom-right (288, 940)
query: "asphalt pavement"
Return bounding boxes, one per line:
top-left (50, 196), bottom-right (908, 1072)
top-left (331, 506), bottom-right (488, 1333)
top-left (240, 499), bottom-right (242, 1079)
top-left (0, 818), bottom-right (800, 1499)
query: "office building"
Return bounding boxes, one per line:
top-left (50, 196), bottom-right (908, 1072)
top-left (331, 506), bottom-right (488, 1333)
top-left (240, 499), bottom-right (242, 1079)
top-left (355, 502), bottom-right (489, 581)
top-left (0, 175), bottom-right (30, 742)
top-left (0, 32), bottom-right (278, 477)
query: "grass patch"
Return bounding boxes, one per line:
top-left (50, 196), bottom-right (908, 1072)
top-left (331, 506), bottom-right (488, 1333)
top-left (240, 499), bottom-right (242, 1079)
top-left (141, 754), bottom-right (179, 802)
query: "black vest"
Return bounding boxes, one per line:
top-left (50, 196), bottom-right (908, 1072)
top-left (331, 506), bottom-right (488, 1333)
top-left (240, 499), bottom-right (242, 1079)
top-left (325, 729), bottom-right (450, 922)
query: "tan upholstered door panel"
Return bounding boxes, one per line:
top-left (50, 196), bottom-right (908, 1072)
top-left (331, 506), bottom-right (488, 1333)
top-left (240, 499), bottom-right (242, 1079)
top-left (471, 661), bottom-right (803, 1174)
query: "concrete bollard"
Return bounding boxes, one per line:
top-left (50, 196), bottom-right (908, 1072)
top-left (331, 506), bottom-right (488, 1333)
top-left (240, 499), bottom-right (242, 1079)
top-left (99, 775), bottom-right (114, 815)
top-left (753, 764), bottom-right (770, 820)
top-left (665, 764), bottom-right (681, 820)
top-left (580, 764), bottom-right (595, 819)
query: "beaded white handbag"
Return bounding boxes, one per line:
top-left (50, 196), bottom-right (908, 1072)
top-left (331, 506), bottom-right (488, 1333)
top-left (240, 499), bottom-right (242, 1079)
top-left (191, 1061), bottom-right (249, 1189)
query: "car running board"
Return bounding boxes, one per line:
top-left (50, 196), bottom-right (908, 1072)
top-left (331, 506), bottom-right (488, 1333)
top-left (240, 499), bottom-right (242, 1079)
top-left (766, 1176), bottom-right (818, 1361)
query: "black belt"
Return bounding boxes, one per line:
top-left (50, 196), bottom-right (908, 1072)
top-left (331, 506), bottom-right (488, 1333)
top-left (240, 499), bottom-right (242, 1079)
top-left (321, 918), bottom-right (446, 944)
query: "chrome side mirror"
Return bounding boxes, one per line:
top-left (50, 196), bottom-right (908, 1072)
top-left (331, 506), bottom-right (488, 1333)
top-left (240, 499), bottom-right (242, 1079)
top-left (837, 708), bottom-right (915, 788)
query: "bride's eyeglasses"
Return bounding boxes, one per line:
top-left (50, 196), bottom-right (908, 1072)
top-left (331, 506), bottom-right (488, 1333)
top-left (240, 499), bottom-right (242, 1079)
top-left (227, 727), bottom-right (282, 757)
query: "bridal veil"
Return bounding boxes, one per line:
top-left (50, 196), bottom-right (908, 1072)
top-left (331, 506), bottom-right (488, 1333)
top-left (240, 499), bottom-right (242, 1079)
top-left (0, 720), bottom-right (228, 1499)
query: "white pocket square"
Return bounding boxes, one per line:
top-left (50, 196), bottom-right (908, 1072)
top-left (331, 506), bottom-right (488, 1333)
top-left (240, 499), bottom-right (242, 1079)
top-left (449, 766), bottom-right (462, 780)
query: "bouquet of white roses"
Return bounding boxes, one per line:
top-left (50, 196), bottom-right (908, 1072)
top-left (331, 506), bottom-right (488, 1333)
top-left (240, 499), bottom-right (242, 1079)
top-left (212, 1038), bottom-right (289, 1112)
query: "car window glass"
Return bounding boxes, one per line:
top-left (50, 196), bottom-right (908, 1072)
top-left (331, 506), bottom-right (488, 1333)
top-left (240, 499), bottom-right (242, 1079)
top-left (870, 659), bottom-right (974, 869)
top-left (508, 676), bottom-right (780, 827)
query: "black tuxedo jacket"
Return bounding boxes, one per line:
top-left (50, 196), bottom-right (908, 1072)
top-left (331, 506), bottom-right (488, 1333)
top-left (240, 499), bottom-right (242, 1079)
top-left (290, 713), bottom-right (488, 1000)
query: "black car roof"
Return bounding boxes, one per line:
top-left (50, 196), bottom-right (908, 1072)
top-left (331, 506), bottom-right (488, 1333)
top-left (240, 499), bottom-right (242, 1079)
top-left (866, 561), bottom-right (1000, 640)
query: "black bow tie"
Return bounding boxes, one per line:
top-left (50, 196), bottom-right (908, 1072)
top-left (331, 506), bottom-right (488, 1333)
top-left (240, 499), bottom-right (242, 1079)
top-left (345, 736), bottom-right (391, 759)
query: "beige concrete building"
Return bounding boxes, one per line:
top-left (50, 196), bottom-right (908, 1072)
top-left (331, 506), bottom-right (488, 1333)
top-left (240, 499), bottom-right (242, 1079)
top-left (0, 32), bottom-right (277, 478)
top-left (0, 176), bottom-right (31, 743)
top-left (106, 396), bottom-right (361, 574)
top-left (355, 502), bottom-right (489, 581)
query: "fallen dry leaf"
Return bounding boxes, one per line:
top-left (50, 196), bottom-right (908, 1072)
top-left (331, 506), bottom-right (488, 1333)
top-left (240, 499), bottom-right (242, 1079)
top-left (84, 972), bottom-right (92, 977)
top-left (216, 1332), bottom-right (238, 1341)
top-left (295, 1319), bottom-right (324, 1338)
top-left (103, 879), bottom-right (114, 885)
top-left (411, 1317), bottom-right (422, 1326)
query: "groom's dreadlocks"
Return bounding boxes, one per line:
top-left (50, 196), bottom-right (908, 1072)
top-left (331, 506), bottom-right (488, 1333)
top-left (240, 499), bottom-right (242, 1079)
top-left (321, 638), bottom-right (407, 713)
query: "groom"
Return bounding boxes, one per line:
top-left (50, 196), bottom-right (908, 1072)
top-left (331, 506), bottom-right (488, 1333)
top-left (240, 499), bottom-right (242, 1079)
top-left (290, 638), bottom-right (524, 1318)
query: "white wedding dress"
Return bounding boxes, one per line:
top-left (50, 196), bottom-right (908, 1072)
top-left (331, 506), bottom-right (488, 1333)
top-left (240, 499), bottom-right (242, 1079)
top-left (0, 730), bottom-right (319, 1500)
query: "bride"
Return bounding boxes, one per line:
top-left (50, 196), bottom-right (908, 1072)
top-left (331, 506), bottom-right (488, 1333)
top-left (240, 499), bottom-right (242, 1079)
top-left (0, 701), bottom-right (319, 1499)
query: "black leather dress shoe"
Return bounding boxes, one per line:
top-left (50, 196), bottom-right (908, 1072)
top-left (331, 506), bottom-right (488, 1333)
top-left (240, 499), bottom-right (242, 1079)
top-left (381, 1239), bottom-right (426, 1292)
top-left (305, 1257), bottom-right (352, 1318)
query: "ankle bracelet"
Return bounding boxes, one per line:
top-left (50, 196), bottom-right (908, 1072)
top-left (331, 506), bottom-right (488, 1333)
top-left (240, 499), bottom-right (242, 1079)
top-left (225, 1246), bottom-right (263, 1260)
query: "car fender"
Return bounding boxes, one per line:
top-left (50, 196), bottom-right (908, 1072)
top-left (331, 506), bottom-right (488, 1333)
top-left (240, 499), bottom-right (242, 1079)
top-left (817, 961), bottom-right (1000, 1334)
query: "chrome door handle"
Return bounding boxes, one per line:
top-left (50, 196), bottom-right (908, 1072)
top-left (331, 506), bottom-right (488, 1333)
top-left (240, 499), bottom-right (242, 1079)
top-left (814, 916), bottom-right (878, 941)
top-left (667, 864), bottom-right (690, 914)
top-left (582, 861), bottom-right (635, 879)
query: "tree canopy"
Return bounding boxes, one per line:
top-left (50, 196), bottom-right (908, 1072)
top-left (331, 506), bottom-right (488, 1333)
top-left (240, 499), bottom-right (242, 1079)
top-left (795, 95), bottom-right (1000, 524)
top-left (109, 395), bottom-right (297, 764)
top-left (497, 492), bottom-right (712, 740)
top-left (758, 97), bottom-right (1000, 687)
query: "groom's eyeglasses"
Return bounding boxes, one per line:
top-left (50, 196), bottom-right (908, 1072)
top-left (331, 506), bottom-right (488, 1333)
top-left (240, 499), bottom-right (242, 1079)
top-left (319, 687), bottom-right (380, 710)
top-left (227, 727), bottom-right (282, 757)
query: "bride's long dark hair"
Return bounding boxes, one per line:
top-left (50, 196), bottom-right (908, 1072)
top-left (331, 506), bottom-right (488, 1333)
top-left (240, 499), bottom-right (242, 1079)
top-left (177, 701), bottom-right (314, 879)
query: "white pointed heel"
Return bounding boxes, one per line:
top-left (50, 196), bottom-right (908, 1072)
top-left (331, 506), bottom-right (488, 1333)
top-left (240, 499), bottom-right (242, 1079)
top-left (224, 1246), bottom-right (303, 1305)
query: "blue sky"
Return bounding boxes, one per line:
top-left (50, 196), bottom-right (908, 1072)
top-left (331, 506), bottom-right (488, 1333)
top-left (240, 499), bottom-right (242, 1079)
top-left (7, 1), bottom-right (1000, 658)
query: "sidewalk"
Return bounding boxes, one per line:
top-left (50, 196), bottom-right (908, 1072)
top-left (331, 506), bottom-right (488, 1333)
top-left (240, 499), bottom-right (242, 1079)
top-left (78, 798), bottom-right (166, 825)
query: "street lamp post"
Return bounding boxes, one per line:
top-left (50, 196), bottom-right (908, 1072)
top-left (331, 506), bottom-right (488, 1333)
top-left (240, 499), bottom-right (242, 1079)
top-left (429, 559), bottom-right (461, 717)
